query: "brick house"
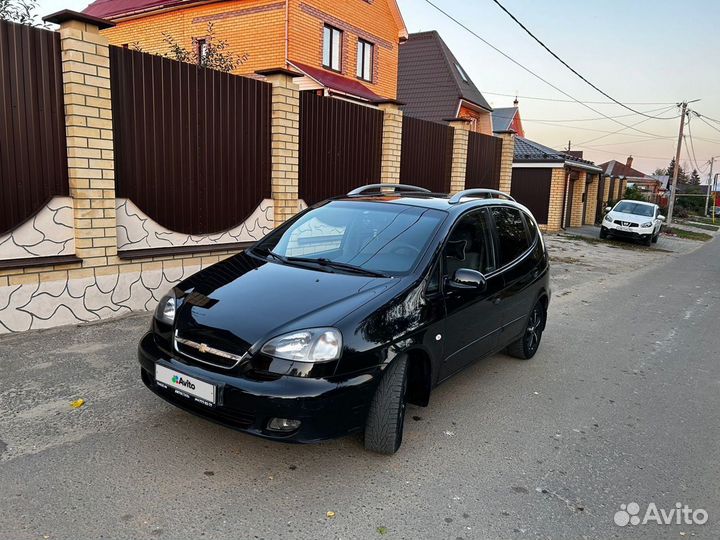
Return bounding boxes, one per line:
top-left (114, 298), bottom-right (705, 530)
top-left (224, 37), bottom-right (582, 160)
top-left (82, 0), bottom-right (407, 102)
top-left (491, 98), bottom-right (525, 137)
top-left (397, 31), bottom-right (493, 135)
top-left (599, 156), bottom-right (660, 204)
top-left (510, 137), bottom-right (602, 232)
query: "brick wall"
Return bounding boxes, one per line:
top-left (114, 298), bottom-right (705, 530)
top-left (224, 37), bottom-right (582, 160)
top-left (448, 120), bottom-right (469, 194)
top-left (569, 171), bottom-right (586, 228)
top-left (585, 174), bottom-right (599, 225)
top-left (545, 168), bottom-right (567, 233)
top-left (100, 0), bottom-right (402, 99)
top-left (497, 132), bottom-right (515, 195)
top-left (379, 102), bottom-right (403, 183)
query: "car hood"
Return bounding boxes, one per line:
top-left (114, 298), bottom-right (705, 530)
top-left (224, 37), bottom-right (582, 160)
top-left (173, 252), bottom-right (399, 352)
top-left (608, 211), bottom-right (653, 223)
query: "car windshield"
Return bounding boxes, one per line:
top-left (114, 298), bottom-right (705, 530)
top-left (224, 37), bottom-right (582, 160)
top-left (254, 201), bottom-right (446, 276)
top-left (614, 202), bottom-right (654, 217)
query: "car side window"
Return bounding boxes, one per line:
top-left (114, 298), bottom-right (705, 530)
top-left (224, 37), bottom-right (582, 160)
top-left (491, 207), bottom-right (531, 267)
top-left (523, 212), bottom-right (538, 245)
top-left (444, 209), bottom-right (494, 277)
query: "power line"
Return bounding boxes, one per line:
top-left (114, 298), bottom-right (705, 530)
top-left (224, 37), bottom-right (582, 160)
top-left (696, 116), bottom-right (720, 135)
top-left (489, 0), bottom-right (679, 120)
top-left (422, 0), bottom-right (679, 139)
top-left (483, 91), bottom-right (677, 106)
top-left (573, 105), bottom-right (678, 146)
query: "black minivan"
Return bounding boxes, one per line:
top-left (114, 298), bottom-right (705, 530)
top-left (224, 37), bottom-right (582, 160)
top-left (138, 185), bottom-right (550, 454)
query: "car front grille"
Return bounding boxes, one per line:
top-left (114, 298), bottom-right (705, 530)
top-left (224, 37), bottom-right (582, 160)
top-left (614, 220), bottom-right (638, 228)
top-left (174, 331), bottom-right (248, 369)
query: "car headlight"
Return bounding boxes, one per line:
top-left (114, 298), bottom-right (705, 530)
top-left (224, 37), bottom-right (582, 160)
top-left (261, 328), bottom-right (342, 362)
top-left (154, 291), bottom-right (177, 325)
top-left (604, 213), bottom-right (613, 222)
top-left (641, 222), bottom-right (653, 228)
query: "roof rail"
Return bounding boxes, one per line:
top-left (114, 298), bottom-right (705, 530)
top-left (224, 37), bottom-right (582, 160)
top-left (449, 189), bottom-right (515, 204)
top-left (346, 184), bottom-right (431, 197)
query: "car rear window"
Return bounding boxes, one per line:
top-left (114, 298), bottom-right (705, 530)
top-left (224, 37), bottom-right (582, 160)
top-left (491, 207), bottom-right (530, 267)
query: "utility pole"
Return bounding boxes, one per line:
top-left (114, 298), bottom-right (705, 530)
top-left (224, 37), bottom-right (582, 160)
top-left (705, 157), bottom-right (715, 216)
top-left (666, 102), bottom-right (688, 225)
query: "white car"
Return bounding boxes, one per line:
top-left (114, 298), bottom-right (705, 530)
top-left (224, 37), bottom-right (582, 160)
top-left (600, 200), bottom-right (665, 245)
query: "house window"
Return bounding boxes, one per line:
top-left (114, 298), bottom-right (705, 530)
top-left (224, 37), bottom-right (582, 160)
top-left (357, 39), bottom-right (373, 82)
top-left (197, 39), bottom-right (208, 65)
top-left (455, 62), bottom-right (469, 83)
top-left (323, 25), bottom-right (342, 71)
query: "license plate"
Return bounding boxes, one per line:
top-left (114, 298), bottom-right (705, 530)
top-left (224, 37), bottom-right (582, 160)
top-left (155, 364), bottom-right (216, 406)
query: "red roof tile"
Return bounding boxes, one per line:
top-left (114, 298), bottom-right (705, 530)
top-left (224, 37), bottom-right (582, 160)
top-left (83, 0), bottom-right (210, 20)
top-left (290, 61), bottom-right (387, 103)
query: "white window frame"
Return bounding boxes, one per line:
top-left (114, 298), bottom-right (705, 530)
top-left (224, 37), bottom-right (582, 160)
top-left (323, 25), bottom-right (343, 72)
top-left (357, 39), bottom-right (373, 82)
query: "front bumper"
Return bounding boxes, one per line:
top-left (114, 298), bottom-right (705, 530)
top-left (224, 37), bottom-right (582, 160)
top-left (138, 332), bottom-right (381, 443)
top-left (602, 223), bottom-right (653, 240)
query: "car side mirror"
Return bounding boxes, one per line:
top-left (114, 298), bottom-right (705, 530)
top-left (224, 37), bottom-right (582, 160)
top-left (605, 207), bottom-right (612, 213)
top-left (449, 268), bottom-right (487, 292)
top-left (658, 215), bottom-right (666, 221)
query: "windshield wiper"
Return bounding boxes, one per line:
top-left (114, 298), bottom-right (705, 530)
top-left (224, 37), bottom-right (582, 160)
top-left (250, 246), bottom-right (288, 263)
top-left (286, 256), bottom-right (388, 278)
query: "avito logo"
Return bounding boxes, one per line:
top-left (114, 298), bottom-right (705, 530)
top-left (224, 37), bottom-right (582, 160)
top-left (171, 374), bottom-right (196, 391)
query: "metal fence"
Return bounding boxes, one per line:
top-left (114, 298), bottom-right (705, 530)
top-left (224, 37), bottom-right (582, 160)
top-left (465, 132), bottom-right (503, 190)
top-left (399, 116), bottom-right (453, 193)
top-left (0, 20), bottom-right (67, 236)
top-left (109, 46), bottom-right (272, 236)
top-left (510, 168), bottom-right (552, 224)
top-left (299, 92), bottom-right (383, 205)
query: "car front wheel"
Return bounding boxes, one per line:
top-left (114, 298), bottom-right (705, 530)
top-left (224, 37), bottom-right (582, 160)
top-left (599, 227), bottom-right (608, 239)
top-left (507, 300), bottom-right (546, 360)
top-left (364, 356), bottom-right (408, 454)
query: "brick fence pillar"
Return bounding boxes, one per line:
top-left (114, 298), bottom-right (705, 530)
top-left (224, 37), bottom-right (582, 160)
top-left (378, 102), bottom-right (403, 184)
top-left (496, 130), bottom-right (515, 195)
top-left (546, 168), bottom-right (567, 233)
top-left (569, 170), bottom-right (587, 228)
top-left (53, 12), bottom-right (118, 267)
top-left (447, 119), bottom-right (471, 194)
top-left (601, 175), bottom-right (611, 209)
top-left (257, 68), bottom-right (301, 228)
top-left (585, 173), bottom-right (599, 225)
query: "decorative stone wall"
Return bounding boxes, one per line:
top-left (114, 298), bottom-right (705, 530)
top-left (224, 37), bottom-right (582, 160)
top-left (0, 198), bottom-right (75, 261)
top-left (116, 199), bottom-right (273, 251)
top-left (378, 102), bottom-right (403, 184)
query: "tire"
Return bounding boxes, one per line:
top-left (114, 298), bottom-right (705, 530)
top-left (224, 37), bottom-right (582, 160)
top-left (599, 227), bottom-right (607, 239)
top-left (364, 356), bottom-right (408, 455)
top-left (643, 235), bottom-right (652, 246)
top-left (506, 300), bottom-right (546, 360)
top-left (651, 232), bottom-right (659, 244)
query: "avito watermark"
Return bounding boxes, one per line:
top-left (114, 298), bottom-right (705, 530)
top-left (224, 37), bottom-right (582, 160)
top-left (614, 502), bottom-right (708, 527)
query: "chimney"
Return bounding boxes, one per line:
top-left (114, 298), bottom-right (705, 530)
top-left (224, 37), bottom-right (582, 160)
top-left (626, 155), bottom-right (633, 168)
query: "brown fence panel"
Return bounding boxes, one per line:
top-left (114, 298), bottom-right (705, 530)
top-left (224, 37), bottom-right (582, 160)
top-left (510, 168), bottom-right (552, 224)
top-left (299, 92), bottom-right (383, 205)
top-left (110, 47), bottom-right (271, 235)
top-left (0, 20), bottom-right (67, 236)
top-left (399, 116), bottom-right (453, 193)
top-left (465, 132), bottom-right (503, 190)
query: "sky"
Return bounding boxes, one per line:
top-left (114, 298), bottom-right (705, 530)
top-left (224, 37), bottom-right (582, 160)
top-left (37, 0), bottom-right (720, 180)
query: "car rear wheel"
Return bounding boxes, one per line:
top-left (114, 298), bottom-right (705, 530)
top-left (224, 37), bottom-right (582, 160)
top-left (364, 356), bottom-right (408, 455)
top-left (506, 300), bottom-right (545, 360)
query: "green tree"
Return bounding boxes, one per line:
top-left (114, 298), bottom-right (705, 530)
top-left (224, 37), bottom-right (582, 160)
top-left (667, 157), bottom-right (688, 185)
top-left (689, 169), bottom-right (701, 186)
top-left (653, 167), bottom-right (667, 176)
top-left (0, 0), bottom-right (46, 26)
top-left (623, 185), bottom-right (646, 201)
top-left (162, 23), bottom-right (246, 73)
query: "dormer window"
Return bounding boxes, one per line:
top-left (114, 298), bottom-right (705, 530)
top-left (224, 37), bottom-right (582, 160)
top-left (323, 25), bottom-right (342, 72)
top-left (455, 63), bottom-right (469, 82)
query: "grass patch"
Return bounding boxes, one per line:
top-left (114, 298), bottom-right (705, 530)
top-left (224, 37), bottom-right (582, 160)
top-left (663, 227), bottom-right (713, 241)
top-left (683, 222), bottom-right (719, 232)
top-left (686, 216), bottom-right (718, 225)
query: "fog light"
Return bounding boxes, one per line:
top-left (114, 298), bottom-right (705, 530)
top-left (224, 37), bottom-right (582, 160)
top-left (267, 417), bottom-right (301, 432)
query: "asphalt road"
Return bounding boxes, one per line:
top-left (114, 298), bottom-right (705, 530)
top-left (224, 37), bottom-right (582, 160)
top-left (1, 237), bottom-right (719, 539)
